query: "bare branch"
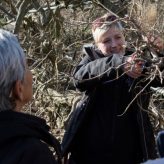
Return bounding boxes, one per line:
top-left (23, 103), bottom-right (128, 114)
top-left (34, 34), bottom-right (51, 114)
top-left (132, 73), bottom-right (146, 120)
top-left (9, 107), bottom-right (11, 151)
top-left (0, 5), bottom-right (15, 19)
top-left (14, 0), bottom-right (31, 34)
top-left (31, 0), bottom-right (47, 25)
top-left (3, 0), bottom-right (17, 15)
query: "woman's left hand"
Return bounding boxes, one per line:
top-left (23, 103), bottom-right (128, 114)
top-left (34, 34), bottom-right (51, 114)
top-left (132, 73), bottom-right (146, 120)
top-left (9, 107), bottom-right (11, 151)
top-left (147, 34), bottom-right (164, 52)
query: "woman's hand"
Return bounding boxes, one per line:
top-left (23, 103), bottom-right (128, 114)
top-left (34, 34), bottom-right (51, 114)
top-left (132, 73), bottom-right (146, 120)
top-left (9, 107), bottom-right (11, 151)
top-left (123, 54), bottom-right (145, 79)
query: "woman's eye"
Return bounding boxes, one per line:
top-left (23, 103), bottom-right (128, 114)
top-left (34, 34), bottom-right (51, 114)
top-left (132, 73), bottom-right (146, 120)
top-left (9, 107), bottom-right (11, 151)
top-left (115, 36), bottom-right (122, 39)
top-left (103, 39), bottom-right (111, 44)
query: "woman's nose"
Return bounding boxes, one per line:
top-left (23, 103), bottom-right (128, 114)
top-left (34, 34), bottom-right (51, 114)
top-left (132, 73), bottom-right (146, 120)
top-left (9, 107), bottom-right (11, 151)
top-left (111, 39), bottom-right (117, 47)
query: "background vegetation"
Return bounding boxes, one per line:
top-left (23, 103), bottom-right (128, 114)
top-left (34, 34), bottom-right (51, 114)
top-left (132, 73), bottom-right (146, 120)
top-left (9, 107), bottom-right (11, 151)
top-left (0, 0), bottom-right (164, 141)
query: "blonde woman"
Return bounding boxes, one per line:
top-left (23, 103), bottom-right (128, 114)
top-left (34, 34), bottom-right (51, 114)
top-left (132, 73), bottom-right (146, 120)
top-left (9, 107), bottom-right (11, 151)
top-left (62, 13), bottom-right (164, 164)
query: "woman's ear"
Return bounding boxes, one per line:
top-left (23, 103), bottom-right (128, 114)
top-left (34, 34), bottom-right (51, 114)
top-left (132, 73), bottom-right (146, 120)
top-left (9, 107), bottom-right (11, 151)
top-left (12, 80), bottom-right (24, 101)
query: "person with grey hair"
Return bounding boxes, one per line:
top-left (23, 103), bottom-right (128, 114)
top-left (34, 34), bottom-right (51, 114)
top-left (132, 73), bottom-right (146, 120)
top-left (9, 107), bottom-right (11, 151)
top-left (62, 12), bottom-right (164, 164)
top-left (0, 29), bottom-right (61, 164)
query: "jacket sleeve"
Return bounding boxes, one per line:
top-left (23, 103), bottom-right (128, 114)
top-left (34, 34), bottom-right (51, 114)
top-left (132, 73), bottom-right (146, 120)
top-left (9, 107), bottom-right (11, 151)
top-left (73, 54), bottom-right (124, 91)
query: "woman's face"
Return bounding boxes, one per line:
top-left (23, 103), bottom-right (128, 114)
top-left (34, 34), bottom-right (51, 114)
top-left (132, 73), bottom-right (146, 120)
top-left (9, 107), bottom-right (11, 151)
top-left (13, 63), bottom-right (33, 112)
top-left (21, 62), bottom-right (33, 104)
top-left (97, 26), bottom-right (126, 56)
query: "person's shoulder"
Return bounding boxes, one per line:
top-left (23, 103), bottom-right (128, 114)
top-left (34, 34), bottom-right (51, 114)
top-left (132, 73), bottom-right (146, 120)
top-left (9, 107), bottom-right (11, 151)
top-left (25, 137), bottom-right (49, 149)
top-left (20, 137), bottom-right (58, 164)
top-left (23, 137), bottom-right (54, 155)
top-left (82, 43), bottom-right (94, 53)
top-left (82, 43), bottom-right (104, 60)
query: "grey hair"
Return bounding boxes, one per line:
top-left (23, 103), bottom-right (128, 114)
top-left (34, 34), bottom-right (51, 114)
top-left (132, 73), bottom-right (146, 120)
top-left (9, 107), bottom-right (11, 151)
top-left (93, 22), bottom-right (124, 43)
top-left (0, 29), bottom-right (26, 111)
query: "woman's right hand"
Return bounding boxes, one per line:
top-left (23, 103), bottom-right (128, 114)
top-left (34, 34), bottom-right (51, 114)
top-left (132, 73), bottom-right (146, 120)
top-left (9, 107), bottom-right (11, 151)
top-left (123, 54), bottom-right (145, 79)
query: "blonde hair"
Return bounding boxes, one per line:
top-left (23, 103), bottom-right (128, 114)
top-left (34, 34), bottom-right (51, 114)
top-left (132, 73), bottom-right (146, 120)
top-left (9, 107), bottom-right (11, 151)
top-left (92, 13), bottom-right (123, 43)
top-left (93, 22), bottom-right (123, 43)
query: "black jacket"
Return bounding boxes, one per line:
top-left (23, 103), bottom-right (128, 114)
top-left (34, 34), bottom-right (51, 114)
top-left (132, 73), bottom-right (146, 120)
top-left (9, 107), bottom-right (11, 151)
top-left (62, 45), bottom-right (161, 164)
top-left (0, 110), bottom-right (61, 164)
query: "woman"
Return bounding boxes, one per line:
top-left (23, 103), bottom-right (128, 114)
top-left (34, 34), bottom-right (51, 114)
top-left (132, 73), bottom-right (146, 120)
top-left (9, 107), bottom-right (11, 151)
top-left (0, 29), bottom-right (61, 164)
top-left (62, 13), bottom-right (164, 164)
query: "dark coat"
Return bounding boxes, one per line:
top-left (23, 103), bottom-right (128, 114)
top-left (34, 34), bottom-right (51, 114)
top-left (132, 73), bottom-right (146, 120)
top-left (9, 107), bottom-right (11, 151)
top-left (62, 45), bottom-right (161, 164)
top-left (0, 110), bottom-right (61, 164)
